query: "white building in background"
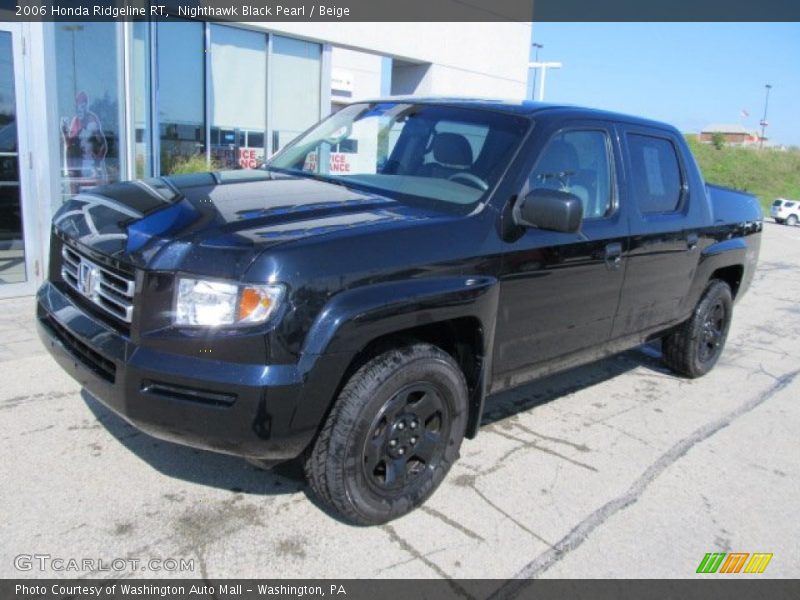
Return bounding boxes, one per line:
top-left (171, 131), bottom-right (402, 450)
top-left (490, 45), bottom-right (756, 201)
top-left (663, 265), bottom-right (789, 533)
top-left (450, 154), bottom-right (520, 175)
top-left (0, 20), bottom-right (532, 297)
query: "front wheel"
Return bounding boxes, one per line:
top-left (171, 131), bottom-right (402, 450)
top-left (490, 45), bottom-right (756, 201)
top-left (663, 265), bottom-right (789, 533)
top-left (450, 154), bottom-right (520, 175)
top-left (304, 343), bottom-right (468, 525)
top-left (662, 280), bottom-right (733, 378)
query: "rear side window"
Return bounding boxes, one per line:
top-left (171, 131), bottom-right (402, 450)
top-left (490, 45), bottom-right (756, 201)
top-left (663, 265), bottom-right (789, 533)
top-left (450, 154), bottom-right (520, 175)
top-left (628, 134), bottom-right (683, 214)
top-left (785, 201), bottom-right (796, 208)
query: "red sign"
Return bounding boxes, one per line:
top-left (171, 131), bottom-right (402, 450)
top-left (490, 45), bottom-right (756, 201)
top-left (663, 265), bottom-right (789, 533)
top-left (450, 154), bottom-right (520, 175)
top-left (330, 153), bottom-right (351, 173)
top-left (239, 148), bottom-right (259, 169)
top-left (303, 152), bottom-right (352, 173)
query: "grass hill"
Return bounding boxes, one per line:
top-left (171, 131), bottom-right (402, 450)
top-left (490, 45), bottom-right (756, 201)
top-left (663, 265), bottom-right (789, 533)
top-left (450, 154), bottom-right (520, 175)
top-left (685, 135), bottom-right (800, 212)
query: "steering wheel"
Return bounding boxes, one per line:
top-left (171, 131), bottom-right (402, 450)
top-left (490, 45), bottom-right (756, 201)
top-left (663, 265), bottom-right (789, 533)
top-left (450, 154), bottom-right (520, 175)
top-left (447, 172), bottom-right (489, 191)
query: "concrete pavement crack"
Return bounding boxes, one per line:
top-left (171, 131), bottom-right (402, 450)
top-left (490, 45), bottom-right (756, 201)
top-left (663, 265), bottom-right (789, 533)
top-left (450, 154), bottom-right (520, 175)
top-left (488, 429), bottom-right (598, 472)
top-left (420, 505), bottom-right (486, 542)
top-left (490, 368), bottom-right (799, 596)
top-left (381, 524), bottom-right (475, 600)
top-left (469, 483), bottom-right (553, 548)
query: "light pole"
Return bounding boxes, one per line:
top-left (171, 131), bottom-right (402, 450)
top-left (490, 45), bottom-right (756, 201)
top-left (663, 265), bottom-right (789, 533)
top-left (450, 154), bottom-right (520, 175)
top-left (530, 43), bottom-right (543, 100)
top-left (528, 61), bottom-right (562, 101)
top-left (759, 84), bottom-right (772, 149)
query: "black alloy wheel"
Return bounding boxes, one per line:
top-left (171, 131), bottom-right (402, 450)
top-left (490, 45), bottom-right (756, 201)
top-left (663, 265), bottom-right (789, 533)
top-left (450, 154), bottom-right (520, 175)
top-left (303, 343), bottom-right (468, 525)
top-left (663, 279), bottom-right (733, 378)
top-left (697, 298), bottom-right (726, 365)
top-left (363, 383), bottom-right (448, 494)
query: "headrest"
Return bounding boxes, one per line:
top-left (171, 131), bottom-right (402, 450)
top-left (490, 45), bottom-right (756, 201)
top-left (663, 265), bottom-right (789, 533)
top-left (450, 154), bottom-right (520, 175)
top-left (432, 133), bottom-right (473, 167)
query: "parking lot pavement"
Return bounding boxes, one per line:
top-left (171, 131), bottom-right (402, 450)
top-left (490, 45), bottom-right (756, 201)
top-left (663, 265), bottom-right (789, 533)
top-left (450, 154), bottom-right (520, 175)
top-left (1, 222), bottom-right (798, 583)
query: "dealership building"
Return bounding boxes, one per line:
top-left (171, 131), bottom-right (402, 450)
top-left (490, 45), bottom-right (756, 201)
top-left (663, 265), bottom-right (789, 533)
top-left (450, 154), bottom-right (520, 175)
top-left (0, 20), bottom-right (532, 297)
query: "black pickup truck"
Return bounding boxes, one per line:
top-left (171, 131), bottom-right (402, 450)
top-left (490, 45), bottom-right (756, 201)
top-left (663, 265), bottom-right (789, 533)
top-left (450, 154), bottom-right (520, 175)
top-left (37, 99), bottom-right (762, 524)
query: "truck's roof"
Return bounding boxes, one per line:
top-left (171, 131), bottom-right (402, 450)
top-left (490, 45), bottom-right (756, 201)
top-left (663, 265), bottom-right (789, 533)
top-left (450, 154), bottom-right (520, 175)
top-left (358, 96), bottom-right (677, 132)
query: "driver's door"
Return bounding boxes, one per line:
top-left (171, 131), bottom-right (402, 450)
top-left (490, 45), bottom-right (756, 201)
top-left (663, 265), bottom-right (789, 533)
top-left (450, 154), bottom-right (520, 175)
top-left (492, 123), bottom-right (629, 385)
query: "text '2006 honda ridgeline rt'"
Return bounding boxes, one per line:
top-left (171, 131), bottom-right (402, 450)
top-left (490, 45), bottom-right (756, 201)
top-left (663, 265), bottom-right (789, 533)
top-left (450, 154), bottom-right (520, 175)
top-left (37, 99), bottom-right (762, 524)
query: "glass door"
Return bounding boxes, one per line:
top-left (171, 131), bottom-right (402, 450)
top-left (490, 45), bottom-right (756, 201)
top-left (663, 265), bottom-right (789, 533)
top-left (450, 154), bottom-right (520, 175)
top-left (0, 23), bottom-right (37, 297)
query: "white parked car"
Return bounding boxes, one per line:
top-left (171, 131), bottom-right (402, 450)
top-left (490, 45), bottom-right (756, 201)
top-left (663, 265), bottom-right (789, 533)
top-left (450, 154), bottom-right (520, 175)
top-left (771, 198), bottom-right (800, 226)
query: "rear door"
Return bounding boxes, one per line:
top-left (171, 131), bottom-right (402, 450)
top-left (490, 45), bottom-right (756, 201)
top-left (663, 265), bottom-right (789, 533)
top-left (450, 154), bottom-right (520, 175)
top-left (611, 126), bottom-right (702, 340)
top-left (493, 120), bottom-right (628, 386)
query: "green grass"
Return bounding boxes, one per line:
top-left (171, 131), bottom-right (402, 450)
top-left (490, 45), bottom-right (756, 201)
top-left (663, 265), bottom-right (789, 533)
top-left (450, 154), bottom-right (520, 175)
top-left (685, 135), bottom-right (800, 211)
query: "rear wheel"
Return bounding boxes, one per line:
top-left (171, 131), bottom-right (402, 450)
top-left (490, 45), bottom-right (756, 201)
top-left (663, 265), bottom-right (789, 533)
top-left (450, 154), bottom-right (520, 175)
top-left (303, 343), bottom-right (468, 525)
top-left (787, 214), bottom-right (799, 227)
top-left (662, 280), bottom-right (733, 378)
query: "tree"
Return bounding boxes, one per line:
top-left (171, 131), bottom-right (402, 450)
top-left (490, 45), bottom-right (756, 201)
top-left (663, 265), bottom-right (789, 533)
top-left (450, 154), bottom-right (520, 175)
top-left (711, 132), bottom-right (726, 150)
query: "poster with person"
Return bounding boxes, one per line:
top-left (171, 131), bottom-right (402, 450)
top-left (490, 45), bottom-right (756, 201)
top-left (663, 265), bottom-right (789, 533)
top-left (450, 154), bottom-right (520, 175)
top-left (61, 91), bottom-right (108, 194)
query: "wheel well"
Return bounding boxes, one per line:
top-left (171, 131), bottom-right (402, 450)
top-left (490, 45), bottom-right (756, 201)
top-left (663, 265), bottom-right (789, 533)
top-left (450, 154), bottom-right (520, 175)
top-left (337, 318), bottom-right (485, 426)
top-left (710, 265), bottom-right (744, 298)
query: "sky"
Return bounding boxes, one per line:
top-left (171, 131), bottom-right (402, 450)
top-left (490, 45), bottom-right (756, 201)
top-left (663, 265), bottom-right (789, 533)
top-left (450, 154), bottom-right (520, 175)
top-left (527, 23), bottom-right (800, 146)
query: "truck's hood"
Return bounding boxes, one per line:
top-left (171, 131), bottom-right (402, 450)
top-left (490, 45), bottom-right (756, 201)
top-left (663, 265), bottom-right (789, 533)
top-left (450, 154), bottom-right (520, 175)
top-left (53, 171), bottom-right (453, 272)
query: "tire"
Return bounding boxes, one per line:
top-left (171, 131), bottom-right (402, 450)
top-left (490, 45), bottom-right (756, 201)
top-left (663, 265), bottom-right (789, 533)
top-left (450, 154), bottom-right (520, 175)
top-left (774, 219), bottom-right (784, 225)
top-left (662, 280), bottom-right (733, 378)
top-left (787, 214), bottom-right (799, 227)
top-left (303, 343), bottom-right (468, 525)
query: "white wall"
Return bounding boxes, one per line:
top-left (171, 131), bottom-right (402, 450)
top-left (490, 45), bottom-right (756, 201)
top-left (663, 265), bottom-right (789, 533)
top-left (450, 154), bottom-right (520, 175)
top-left (330, 46), bottom-right (383, 101)
top-left (250, 22), bottom-right (532, 99)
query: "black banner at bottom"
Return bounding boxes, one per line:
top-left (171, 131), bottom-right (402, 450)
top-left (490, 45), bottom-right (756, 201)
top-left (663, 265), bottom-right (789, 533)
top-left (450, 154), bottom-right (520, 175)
top-left (2, 579), bottom-right (800, 600)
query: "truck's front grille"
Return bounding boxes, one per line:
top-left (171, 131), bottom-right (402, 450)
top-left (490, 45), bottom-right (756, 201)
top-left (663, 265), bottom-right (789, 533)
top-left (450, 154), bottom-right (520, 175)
top-left (61, 245), bottom-right (135, 323)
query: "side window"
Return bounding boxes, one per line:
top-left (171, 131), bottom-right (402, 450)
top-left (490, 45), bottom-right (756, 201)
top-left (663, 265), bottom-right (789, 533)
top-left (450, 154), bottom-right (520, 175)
top-left (530, 130), bottom-right (613, 219)
top-left (627, 134), bottom-right (683, 213)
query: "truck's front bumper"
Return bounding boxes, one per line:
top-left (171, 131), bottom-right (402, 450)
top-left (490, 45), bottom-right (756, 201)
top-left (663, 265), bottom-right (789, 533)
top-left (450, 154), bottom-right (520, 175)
top-left (36, 282), bottom-right (312, 461)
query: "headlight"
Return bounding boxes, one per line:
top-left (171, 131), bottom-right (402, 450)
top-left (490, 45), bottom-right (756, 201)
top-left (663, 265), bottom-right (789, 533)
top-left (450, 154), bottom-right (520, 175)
top-left (175, 278), bottom-right (285, 327)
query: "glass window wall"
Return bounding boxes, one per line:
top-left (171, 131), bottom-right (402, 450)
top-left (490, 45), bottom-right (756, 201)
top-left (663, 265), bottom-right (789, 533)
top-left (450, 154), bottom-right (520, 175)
top-left (270, 36), bottom-right (321, 154)
top-left (54, 23), bottom-right (122, 200)
top-left (156, 20), bottom-right (205, 175)
top-left (209, 25), bottom-right (267, 170)
top-left (0, 31), bottom-right (25, 283)
top-left (60, 25), bottom-right (324, 181)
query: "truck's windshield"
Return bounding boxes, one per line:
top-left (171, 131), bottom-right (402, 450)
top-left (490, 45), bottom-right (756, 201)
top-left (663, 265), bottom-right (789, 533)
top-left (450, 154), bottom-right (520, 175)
top-left (267, 102), bottom-right (529, 207)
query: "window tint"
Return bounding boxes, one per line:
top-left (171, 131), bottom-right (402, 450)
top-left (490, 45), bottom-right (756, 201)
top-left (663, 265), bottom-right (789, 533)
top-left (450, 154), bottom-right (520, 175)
top-left (628, 134), bottom-right (683, 213)
top-left (530, 130), bottom-right (612, 219)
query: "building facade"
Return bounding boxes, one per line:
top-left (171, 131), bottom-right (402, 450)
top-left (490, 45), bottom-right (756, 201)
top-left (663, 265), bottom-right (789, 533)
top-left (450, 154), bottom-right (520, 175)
top-left (0, 20), bottom-right (532, 297)
top-left (699, 124), bottom-right (761, 146)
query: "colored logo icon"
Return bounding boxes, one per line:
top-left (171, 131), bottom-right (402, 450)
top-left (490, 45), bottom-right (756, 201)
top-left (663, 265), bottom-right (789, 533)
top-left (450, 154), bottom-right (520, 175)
top-left (696, 552), bottom-right (773, 574)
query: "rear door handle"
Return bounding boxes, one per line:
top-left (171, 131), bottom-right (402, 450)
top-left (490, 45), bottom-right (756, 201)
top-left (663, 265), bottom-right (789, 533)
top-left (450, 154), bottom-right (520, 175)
top-left (687, 233), bottom-right (699, 251)
top-left (604, 242), bottom-right (622, 270)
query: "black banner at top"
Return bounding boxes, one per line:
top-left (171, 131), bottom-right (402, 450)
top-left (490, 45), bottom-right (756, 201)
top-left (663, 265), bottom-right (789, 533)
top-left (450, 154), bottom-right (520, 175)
top-left (1, 0), bottom-right (799, 22)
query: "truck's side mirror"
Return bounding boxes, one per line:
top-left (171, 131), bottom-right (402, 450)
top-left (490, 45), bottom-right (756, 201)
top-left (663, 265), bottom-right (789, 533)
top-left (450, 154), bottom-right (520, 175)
top-left (515, 188), bottom-right (584, 233)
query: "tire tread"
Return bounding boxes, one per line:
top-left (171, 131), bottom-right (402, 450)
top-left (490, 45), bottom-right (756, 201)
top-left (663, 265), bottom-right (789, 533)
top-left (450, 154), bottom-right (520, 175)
top-left (305, 343), bottom-right (466, 524)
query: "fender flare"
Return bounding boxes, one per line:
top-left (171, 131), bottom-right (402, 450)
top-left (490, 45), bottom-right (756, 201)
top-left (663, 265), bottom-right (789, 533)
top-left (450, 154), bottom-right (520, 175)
top-left (291, 275), bottom-right (500, 438)
top-left (682, 236), bottom-right (749, 317)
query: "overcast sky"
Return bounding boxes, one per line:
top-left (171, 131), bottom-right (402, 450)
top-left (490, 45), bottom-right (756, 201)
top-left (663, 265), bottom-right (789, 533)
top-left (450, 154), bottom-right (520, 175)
top-left (528, 23), bottom-right (800, 146)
